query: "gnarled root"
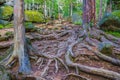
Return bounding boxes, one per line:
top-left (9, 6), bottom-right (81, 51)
top-left (63, 73), bottom-right (89, 80)
top-left (65, 48), bottom-right (120, 80)
top-left (81, 44), bottom-right (120, 66)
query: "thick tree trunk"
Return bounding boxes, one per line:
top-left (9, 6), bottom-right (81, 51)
top-left (13, 0), bottom-right (31, 74)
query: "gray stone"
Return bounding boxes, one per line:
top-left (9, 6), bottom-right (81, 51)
top-left (0, 20), bottom-right (9, 25)
top-left (72, 13), bottom-right (82, 24)
top-left (98, 41), bottom-right (113, 54)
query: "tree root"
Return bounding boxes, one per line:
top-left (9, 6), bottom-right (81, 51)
top-left (1, 28), bottom-right (120, 79)
top-left (81, 44), bottom-right (120, 66)
top-left (65, 50), bottom-right (120, 80)
top-left (56, 57), bottom-right (69, 73)
top-left (63, 73), bottom-right (90, 80)
top-left (41, 59), bottom-right (53, 77)
top-left (0, 65), bottom-right (10, 80)
top-left (64, 33), bottom-right (120, 80)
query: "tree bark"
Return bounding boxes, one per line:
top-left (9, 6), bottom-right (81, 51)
top-left (98, 0), bottom-right (103, 21)
top-left (13, 0), bottom-right (31, 74)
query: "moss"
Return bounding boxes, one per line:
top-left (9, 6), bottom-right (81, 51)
top-left (0, 6), bottom-right (13, 20)
top-left (25, 10), bottom-right (45, 23)
top-left (0, 24), bottom-right (4, 29)
top-left (5, 31), bottom-right (13, 38)
top-left (4, 23), bottom-right (13, 28)
top-left (25, 22), bottom-right (34, 28)
top-left (112, 10), bottom-right (120, 18)
top-left (0, 36), bottom-right (9, 41)
top-left (0, 23), bottom-right (13, 29)
top-left (99, 13), bottom-right (120, 32)
top-left (25, 22), bottom-right (37, 32)
top-left (98, 42), bottom-right (113, 56)
top-left (106, 31), bottom-right (120, 38)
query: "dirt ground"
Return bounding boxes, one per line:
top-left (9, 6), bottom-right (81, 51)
top-left (0, 22), bottom-right (120, 80)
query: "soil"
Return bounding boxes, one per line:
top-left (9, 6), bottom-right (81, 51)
top-left (0, 22), bottom-right (120, 80)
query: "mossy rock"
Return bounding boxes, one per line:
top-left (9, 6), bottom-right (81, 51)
top-left (5, 31), bottom-right (13, 38)
top-left (0, 6), bottom-right (13, 20)
top-left (25, 22), bottom-right (38, 32)
top-left (99, 12), bottom-right (120, 32)
top-left (0, 20), bottom-right (9, 25)
top-left (0, 36), bottom-right (9, 41)
top-left (98, 42), bottom-right (113, 56)
top-left (25, 10), bottom-right (45, 23)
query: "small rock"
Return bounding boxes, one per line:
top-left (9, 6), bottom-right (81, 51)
top-left (98, 41), bottom-right (113, 54)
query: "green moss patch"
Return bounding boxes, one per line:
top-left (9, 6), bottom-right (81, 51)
top-left (0, 6), bottom-right (13, 20)
top-left (112, 10), bottom-right (120, 18)
top-left (0, 24), bottom-right (4, 29)
top-left (25, 10), bottom-right (45, 23)
top-left (99, 12), bottom-right (120, 32)
top-left (106, 31), bottom-right (120, 38)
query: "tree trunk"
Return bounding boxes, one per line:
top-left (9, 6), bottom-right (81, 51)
top-left (13, 0), bottom-right (31, 74)
top-left (82, 0), bottom-right (96, 34)
top-left (98, 0), bottom-right (102, 21)
top-left (44, 0), bottom-right (47, 18)
top-left (70, 3), bottom-right (73, 17)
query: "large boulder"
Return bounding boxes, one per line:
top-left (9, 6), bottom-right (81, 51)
top-left (98, 41), bottom-right (113, 55)
top-left (72, 12), bottom-right (82, 25)
top-left (99, 11), bottom-right (120, 32)
top-left (5, 0), bottom-right (14, 6)
top-left (0, 5), bottom-right (13, 20)
top-left (0, 20), bottom-right (9, 25)
top-left (25, 10), bottom-right (45, 23)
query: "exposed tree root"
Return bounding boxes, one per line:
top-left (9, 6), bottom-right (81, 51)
top-left (41, 59), bottom-right (53, 77)
top-left (1, 27), bottom-right (120, 79)
top-left (0, 65), bottom-right (10, 80)
top-left (81, 44), bottom-right (120, 66)
top-left (65, 43), bottom-right (120, 80)
top-left (63, 73), bottom-right (90, 80)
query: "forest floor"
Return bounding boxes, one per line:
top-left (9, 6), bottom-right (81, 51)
top-left (0, 20), bottom-right (120, 80)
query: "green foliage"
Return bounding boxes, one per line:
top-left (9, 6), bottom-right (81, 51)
top-left (74, 20), bottom-right (82, 25)
top-left (112, 0), bottom-right (120, 10)
top-left (0, 24), bottom-right (4, 29)
top-left (4, 23), bottom-right (13, 28)
top-left (112, 10), bottom-right (120, 18)
top-left (25, 10), bottom-right (45, 23)
top-left (0, 6), bottom-right (13, 20)
top-left (5, 31), bottom-right (13, 37)
top-left (106, 31), bottom-right (120, 38)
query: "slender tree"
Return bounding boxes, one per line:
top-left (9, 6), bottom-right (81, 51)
top-left (98, 0), bottom-right (103, 21)
top-left (6, 0), bottom-right (31, 74)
